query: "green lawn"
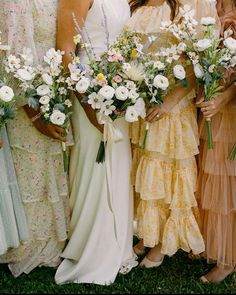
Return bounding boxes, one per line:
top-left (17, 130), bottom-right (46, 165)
top-left (0, 251), bottom-right (235, 294)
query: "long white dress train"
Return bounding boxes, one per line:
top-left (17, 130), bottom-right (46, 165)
top-left (55, 0), bottom-right (137, 286)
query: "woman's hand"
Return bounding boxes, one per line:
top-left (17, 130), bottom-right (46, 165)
top-left (0, 138), bottom-right (3, 149)
top-left (146, 105), bottom-right (164, 123)
top-left (33, 118), bottom-right (66, 142)
top-left (196, 96), bottom-right (223, 118)
top-left (23, 104), bottom-right (66, 141)
top-left (146, 96), bottom-right (178, 123)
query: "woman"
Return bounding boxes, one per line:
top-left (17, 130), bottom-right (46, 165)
top-left (196, 0), bottom-right (236, 284)
top-left (127, 0), bottom-right (219, 268)
top-left (0, 0), bottom-right (72, 277)
top-left (55, 0), bottom-right (137, 286)
top-left (0, 127), bottom-right (29, 256)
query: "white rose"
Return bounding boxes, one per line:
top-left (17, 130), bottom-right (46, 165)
top-left (37, 85), bottom-right (51, 96)
top-left (75, 77), bottom-right (90, 94)
top-left (42, 73), bottom-right (53, 85)
top-left (0, 86), bottom-right (14, 102)
top-left (125, 106), bottom-right (139, 123)
top-left (224, 37), bottom-right (236, 52)
top-left (200, 17), bottom-right (216, 26)
top-left (129, 89), bottom-right (139, 103)
top-left (98, 85), bottom-right (115, 100)
top-left (173, 65), bottom-right (186, 80)
top-left (50, 110), bottom-right (66, 126)
top-left (194, 63), bottom-right (204, 79)
top-left (115, 86), bottom-right (129, 101)
top-left (17, 68), bottom-right (33, 81)
top-left (153, 75), bottom-right (169, 90)
top-left (39, 95), bottom-right (50, 105)
top-left (196, 39), bottom-right (212, 51)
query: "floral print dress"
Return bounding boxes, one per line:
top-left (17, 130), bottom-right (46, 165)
top-left (0, 0), bottom-right (72, 277)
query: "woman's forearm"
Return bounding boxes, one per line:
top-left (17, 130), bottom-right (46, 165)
top-left (162, 67), bottom-right (196, 112)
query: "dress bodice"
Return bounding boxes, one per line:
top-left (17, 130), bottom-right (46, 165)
top-left (80, 0), bottom-right (130, 63)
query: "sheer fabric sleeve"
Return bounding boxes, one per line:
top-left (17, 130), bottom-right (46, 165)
top-left (178, 0), bottom-right (221, 37)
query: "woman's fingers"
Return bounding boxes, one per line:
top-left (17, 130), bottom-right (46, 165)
top-left (146, 108), bottom-right (160, 122)
top-left (195, 96), bottom-right (205, 106)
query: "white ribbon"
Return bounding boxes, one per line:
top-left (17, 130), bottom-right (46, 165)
top-left (98, 114), bottom-right (124, 248)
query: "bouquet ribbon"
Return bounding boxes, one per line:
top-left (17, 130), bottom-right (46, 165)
top-left (98, 114), bottom-right (124, 247)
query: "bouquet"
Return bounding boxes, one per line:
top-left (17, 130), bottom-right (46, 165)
top-left (162, 4), bottom-right (236, 149)
top-left (5, 48), bottom-right (74, 172)
top-left (137, 39), bottom-right (189, 149)
top-left (0, 32), bottom-right (16, 132)
top-left (70, 21), bottom-right (147, 163)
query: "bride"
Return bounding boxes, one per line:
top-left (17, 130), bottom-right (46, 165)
top-left (55, 0), bottom-right (137, 286)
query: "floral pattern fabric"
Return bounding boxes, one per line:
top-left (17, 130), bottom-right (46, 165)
top-left (0, 0), bottom-right (72, 276)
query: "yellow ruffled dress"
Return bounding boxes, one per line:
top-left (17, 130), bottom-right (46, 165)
top-left (127, 3), bottom-right (206, 256)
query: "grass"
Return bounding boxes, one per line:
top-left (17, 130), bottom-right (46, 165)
top-left (0, 251), bottom-right (235, 294)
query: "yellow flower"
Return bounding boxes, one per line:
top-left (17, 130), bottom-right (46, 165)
top-left (97, 73), bottom-right (105, 81)
top-left (123, 38), bottom-right (129, 45)
top-left (73, 56), bottom-right (80, 65)
top-left (130, 49), bottom-right (138, 59)
top-left (73, 34), bottom-right (82, 45)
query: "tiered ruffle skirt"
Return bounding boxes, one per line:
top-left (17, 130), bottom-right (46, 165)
top-left (131, 91), bottom-right (205, 256)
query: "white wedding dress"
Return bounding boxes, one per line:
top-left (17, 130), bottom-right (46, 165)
top-left (55, 0), bottom-right (137, 286)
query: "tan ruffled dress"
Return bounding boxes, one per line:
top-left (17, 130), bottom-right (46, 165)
top-left (197, 97), bottom-right (236, 267)
top-left (127, 2), bottom-right (211, 256)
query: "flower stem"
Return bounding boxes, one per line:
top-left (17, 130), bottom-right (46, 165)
top-left (141, 122), bottom-right (149, 150)
top-left (62, 142), bottom-right (68, 173)
top-left (229, 142), bottom-right (236, 161)
top-left (206, 119), bottom-right (213, 149)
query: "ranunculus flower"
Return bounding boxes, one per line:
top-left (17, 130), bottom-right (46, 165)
top-left (17, 68), bottom-right (34, 81)
top-left (173, 65), bottom-right (186, 80)
top-left (200, 17), bottom-right (216, 26)
top-left (0, 86), bottom-right (14, 102)
top-left (50, 110), bottom-right (66, 126)
top-left (39, 95), bottom-right (50, 105)
top-left (98, 86), bottom-right (115, 100)
top-left (115, 86), bottom-right (129, 101)
top-left (194, 63), bottom-right (204, 79)
top-left (125, 106), bottom-right (139, 123)
top-left (196, 39), bottom-right (212, 51)
top-left (37, 85), bottom-right (51, 96)
top-left (224, 37), bottom-right (236, 52)
top-left (75, 77), bottom-right (90, 94)
top-left (42, 73), bottom-right (53, 85)
top-left (153, 75), bottom-right (169, 90)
